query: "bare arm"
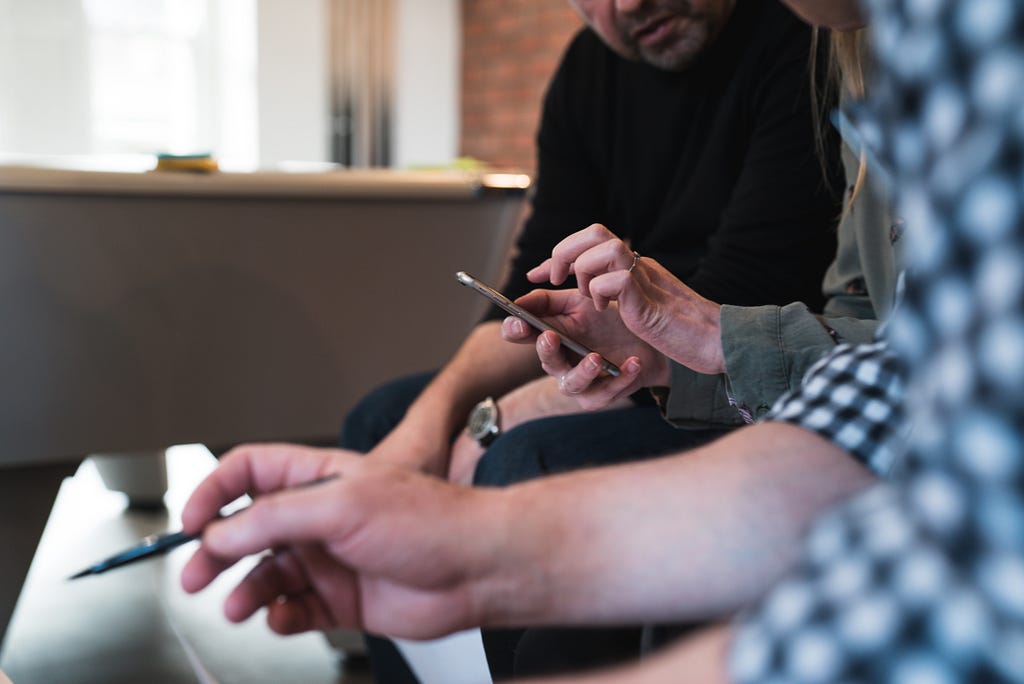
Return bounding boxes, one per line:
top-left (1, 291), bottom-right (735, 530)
top-left (479, 422), bottom-right (875, 627)
top-left (371, 320), bottom-right (543, 475)
top-left (181, 422), bottom-right (874, 639)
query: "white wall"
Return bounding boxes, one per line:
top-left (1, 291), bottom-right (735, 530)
top-left (0, 0), bottom-right (459, 169)
top-left (255, 0), bottom-right (330, 166)
top-left (0, 0), bottom-right (92, 155)
top-left (253, 0), bottom-right (460, 168)
top-left (392, 0), bottom-right (460, 168)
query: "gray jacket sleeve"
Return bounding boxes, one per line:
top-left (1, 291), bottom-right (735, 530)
top-left (718, 303), bottom-right (878, 422)
top-left (661, 305), bottom-right (879, 426)
top-left (660, 146), bottom-right (894, 427)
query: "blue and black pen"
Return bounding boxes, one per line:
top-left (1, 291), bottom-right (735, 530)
top-left (69, 474), bottom-right (340, 580)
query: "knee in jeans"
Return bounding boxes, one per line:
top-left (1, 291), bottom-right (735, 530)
top-left (339, 373), bottom-right (432, 452)
top-left (472, 422), bottom-right (551, 487)
top-left (339, 389), bottom-right (389, 452)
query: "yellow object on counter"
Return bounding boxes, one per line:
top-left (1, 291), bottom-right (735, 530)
top-left (154, 153), bottom-right (219, 173)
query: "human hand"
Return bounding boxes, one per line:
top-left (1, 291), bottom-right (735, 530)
top-left (528, 224), bottom-right (726, 375)
top-left (180, 443), bottom-right (498, 639)
top-left (502, 289), bottom-right (670, 409)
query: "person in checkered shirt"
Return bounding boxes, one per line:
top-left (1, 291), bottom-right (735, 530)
top-left (726, 0), bottom-right (1024, 681)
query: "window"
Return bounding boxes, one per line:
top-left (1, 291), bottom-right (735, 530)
top-left (0, 0), bottom-right (257, 169)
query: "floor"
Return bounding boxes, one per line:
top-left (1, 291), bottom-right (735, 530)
top-left (0, 446), bottom-right (374, 684)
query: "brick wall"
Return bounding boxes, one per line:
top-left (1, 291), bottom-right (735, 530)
top-left (461, 0), bottom-right (583, 173)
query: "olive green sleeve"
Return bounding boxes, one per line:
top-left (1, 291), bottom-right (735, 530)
top-left (661, 303), bottom-right (879, 427)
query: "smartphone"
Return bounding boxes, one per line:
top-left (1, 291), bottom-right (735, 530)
top-left (456, 271), bottom-right (621, 376)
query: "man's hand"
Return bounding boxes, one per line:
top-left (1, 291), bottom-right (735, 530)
top-left (528, 223), bottom-right (727, 376)
top-left (180, 443), bottom-right (500, 640)
top-left (501, 290), bottom-right (670, 410)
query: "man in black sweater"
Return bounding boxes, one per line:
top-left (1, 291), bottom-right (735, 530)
top-left (341, 0), bottom-right (843, 679)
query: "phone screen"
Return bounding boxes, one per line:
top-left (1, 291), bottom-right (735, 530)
top-left (456, 271), bottom-right (621, 376)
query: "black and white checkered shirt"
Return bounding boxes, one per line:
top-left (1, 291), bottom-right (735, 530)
top-left (769, 339), bottom-right (906, 476)
top-left (730, 0), bottom-right (1024, 681)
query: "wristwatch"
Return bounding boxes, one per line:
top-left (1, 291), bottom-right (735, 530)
top-left (467, 396), bottom-right (501, 447)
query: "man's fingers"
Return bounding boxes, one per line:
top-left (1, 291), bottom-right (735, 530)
top-left (555, 356), bottom-right (603, 396)
top-left (547, 224), bottom-right (617, 284)
top-left (572, 239), bottom-right (635, 281)
top-left (265, 591), bottom-right (334, 635)
top-left (536, 331), bottom-right (575, 375)
top-left (599, 358), bottom-right (645, 405)
top-left (181, 545), bottom-right (237, 594)
top-left (572, 357), bottom-right (643, 410)
top-left (501, 316), bottom-right (535, 343)
top-left (587, 270), bottom-right (634, 303)
top-left (224, 547), bottom-right (352, 633)
top-left (181, 443), bottom-right (343, 534)
top-left (552, 241), bottom-right (636, 307)
top-left (201, 480), bottom-right (348, 561)
top-left (526, 259), bottom-right (553, 283)
top-left (222, 552), bottom-right (305, 623)
top-left (514, 289), bottom-right (576, 317)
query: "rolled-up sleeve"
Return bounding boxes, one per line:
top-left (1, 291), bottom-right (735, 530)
top-left (767, 339), bottom-right (906, 475)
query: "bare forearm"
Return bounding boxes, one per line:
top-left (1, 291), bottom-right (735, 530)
top-left (375, 321), bottom-right (543, 472)
top-left (479, 422), bottom-right (875, 626)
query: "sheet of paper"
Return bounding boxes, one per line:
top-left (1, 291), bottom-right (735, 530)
top-left (393, 629), bottom-right (494, 684)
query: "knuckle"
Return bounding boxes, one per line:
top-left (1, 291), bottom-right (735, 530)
top-left (220, 445), bottom-right (251, 469)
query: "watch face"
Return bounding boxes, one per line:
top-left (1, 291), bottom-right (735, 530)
top-left (468, 398), bottom-right (497, 440)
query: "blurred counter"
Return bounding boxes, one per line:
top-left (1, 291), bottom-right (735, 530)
top-left (0, 163), bottom-right (531, 200)
top-left (0, 161), bottom-right (529, 649)
top-left (0, 163), bottom-right (529, 466)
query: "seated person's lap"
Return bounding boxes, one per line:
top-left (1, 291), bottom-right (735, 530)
top-left (473, 405), bottom-right (729, 486)
top-left (342, 371), bottom-right (728, 482)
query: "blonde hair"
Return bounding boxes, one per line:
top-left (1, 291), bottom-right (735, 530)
top-left (810, 28), bottom-right (869, 216)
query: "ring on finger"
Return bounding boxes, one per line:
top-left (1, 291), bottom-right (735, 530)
top-left (627, 250), bottom-right (641, 273)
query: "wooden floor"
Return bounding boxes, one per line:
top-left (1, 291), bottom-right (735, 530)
top-left (0, 446), bottom-right (374, 684)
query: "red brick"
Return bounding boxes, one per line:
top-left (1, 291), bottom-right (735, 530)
top-left (460, 0), bottom-right (583, 171)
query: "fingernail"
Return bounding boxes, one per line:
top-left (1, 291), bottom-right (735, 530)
top-left (626, 359), bottom-right (641, 374)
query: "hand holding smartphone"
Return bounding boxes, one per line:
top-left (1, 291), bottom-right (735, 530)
top-left (456, 271), bottom-right (621, 376)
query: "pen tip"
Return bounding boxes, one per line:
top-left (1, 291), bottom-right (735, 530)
top-left (68, 568), bottom-right (93, 580)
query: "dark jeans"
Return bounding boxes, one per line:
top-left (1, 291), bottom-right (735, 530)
top-left (340, 371), bottom-right (730, 683)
